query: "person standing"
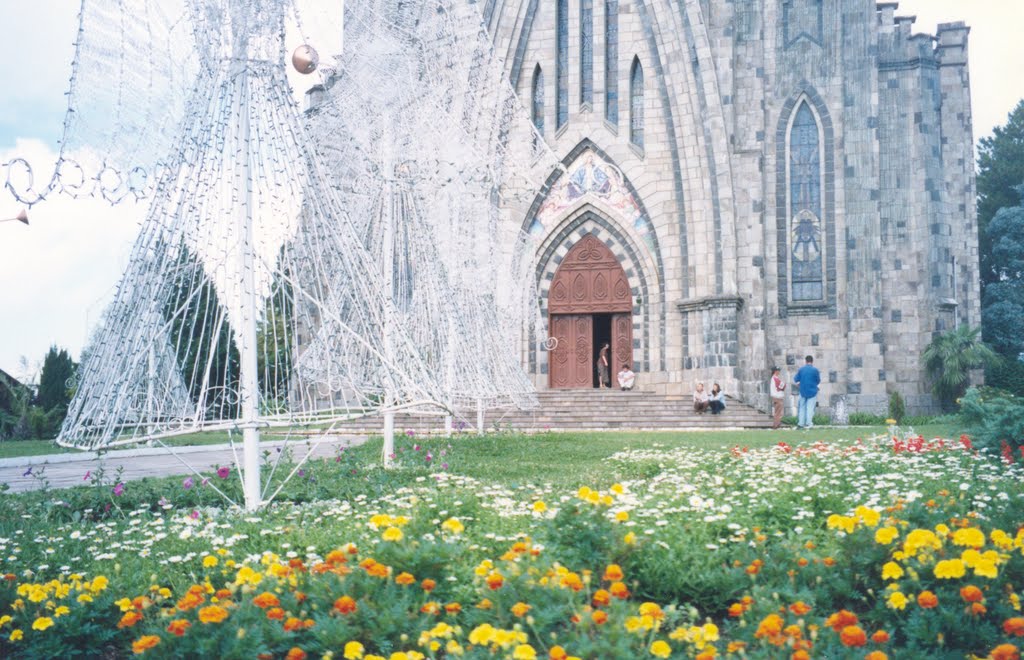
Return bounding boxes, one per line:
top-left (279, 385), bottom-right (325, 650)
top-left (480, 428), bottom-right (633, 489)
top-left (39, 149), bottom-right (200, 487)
top-left (597, 343), bottom-right (611, 388)
top-left (793, 356), bottom-right (821, 429)
top-left (769, 367), bottom-right (786, 429)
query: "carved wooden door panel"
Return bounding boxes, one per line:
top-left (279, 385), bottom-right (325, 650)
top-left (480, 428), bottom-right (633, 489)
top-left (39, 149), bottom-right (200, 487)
top-left (549, 314), bottom-right (593, 388)
top-left (612, 313), bottom-right (633, 373)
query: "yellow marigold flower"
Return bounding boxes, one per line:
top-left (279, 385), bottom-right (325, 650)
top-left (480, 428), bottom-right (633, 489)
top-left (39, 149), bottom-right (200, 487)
top-left (203, 556), bottom-right (219, 568)
top-left (344, 641), bottom-right (365, 659)
top-left (903, 529), bottom-right (942, 555)
top-left (702, 623), bottom-right (720, 642)
top-left (974, 559), bottom-right (999, 579)
top-left (827, 514), bottom-right (856, 534)
top-left (615, 511), bottom-right (629, 522)
top-left (365, 656), bottom-right (386, 660)
top-left (389, 653), bottom-right (408, 660)
top-left (532, 501), bottom-right (547, 513)
top-left (234, 566), bottom-right (263, 586)
top-left (882, 562), bottom-right (904, 580)
top-left (53, 606), bottom-right (70, 617)
top-left (935, 524), bottom-right (951, 536)
top-left (992, 530), bottom-right (1014, 550)
top-left (469, 623), bottom-right (496, 646)
top-left (887, 592), bottom-right (908, 610)
top-left (601, 495), bottom-right (614, 506)
top-left (0, 615), bottom-right (10, 627)
top-left (474, 560), bottom-right (493, 577)
top-left (158, 587), bottom-right (172, 599)
top-left (382, 527), bottom-right (404, 542)
top-left (934, 559), bottom-right (966, 579)
top-left (611, 483), bottom-right (624, 495)
top-left (77, 594), bottom-right (93, 603)
top-left (32, 617), bottom-right (54, 631)
top-left (624, 532), bottom-right (637, 545)
top-left (369, 514), bottom-right (392, 528)
top-left (9, 629), bottom-right (23, 642)
top-left (649, 640), bottom-right (672, 658)
top-left (512, 644), bottom-right (537, 660)
top-left (875, 527), bottom-right (899, 545)
top-left (577, 487), bottom-right (593, 500)
top-left (953, 528), bottom-right (986, 548)
top-left (855, 506), bottom-right (881, 527)
top-left (441, 518), bottom-right (464, 535)
top-left (197, 605), bottom-right (229, 624)
top-left (90, 575), bottom-right (109, 593)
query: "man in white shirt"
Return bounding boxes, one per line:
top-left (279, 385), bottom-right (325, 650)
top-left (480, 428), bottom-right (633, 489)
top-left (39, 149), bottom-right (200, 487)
top-left (770, 366), bottom-right (786, 429)
top-left (617, 364), bottom-right (636, 391)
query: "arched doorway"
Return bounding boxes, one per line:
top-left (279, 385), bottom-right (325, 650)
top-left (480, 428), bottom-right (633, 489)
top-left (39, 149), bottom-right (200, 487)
top-left (548, 234), bottom-right (633, 388)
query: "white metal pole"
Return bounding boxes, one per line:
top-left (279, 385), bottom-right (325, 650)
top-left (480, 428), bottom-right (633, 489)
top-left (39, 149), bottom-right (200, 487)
top-left (381, 121), bottom-right (395, 468)
top-left (476, 397), bottom-right (484, 435)
top-left (233, 19), bottom-right (261, 511)
top-left (146, 343), bottom-right (155, 440)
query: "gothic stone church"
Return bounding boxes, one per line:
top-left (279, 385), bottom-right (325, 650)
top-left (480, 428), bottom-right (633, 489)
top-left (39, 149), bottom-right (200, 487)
top-left (487, 0), bottom-right (979, 413)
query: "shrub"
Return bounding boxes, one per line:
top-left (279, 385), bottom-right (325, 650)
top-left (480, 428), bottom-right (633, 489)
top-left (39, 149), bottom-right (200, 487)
top-left (986, 356), bottom-right (1024, 397)
top-left (847, 412), bottom-right (885, 425)
top-left (958, 386), bottom-right (1024, 457)
top-left (888, 390), bottom-right (906, 423)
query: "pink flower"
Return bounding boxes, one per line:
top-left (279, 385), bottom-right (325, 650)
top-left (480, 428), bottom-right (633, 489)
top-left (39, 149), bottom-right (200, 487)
top-left (183, 477), bottom-right (194, 490)
top-left (113, 483), bottom-right (125, 496)
top-left (216, 466), bottom-right (230, 479)
top-left (190, 510), bottom-right (199, 520)
top-left (83, 470), bottom-right (91, 481)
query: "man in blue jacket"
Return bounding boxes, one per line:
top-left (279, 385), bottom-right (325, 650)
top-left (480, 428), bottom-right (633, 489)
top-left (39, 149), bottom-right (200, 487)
top-left (793, 355), bottom-right (821, 429)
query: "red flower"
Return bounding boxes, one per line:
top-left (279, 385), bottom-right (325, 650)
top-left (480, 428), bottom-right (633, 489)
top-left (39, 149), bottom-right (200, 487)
top-left (333, 596), bottom-right (357, 615)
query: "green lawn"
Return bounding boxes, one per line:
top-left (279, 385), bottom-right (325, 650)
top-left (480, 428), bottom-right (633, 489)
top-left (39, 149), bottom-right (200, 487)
top-left (0, 431), bottom-right (233, 460)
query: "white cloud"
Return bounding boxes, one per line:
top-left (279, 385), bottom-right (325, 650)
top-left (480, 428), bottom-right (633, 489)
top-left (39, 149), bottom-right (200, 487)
top-left (0, 139), bottom-right (142, 375)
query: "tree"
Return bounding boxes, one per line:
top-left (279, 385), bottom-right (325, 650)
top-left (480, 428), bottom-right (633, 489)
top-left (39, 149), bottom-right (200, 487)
top-left (37, 346), bottom-right (75, 414)
top-left (922, 326), bottom-right (1001, 411)
top-left (978, 100), bottom-right (1024, 287)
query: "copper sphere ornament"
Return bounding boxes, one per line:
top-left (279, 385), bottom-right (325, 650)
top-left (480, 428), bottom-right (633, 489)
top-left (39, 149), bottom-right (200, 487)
top-left (291, 45), bottom-right (319, 74)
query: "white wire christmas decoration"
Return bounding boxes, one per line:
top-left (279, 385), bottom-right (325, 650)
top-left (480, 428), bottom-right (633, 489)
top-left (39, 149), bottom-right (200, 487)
top-left (3, 0), bottom-right (561, 510)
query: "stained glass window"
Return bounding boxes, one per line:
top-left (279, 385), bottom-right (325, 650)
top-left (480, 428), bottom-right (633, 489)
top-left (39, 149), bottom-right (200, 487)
top-left (580, 0), bottom-right (593, 107)
top-left (789, 101), bottom-right (824, 302)
top-left (605, 0), bottom-right (618, 124)
top-left (629, 57), bottom-right (644, 148)
top-left (556, 0), bottom-right (568, 130)
top-left (532, 65), bottom-right (544, 135)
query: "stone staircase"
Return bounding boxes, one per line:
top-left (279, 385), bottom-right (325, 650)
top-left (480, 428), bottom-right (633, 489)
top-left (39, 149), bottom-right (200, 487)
top-left (327, 389), bottom-right (773, 434)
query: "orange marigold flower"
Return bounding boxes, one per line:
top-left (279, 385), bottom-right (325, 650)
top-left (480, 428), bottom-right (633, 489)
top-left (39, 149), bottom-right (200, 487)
top-left (825, 610), bottom-right (858, 631)
top-left (791, 651), bottom-right (810, 660)
top-left (823, 557), bottom-right (836, 567)
top-left (991, 644), bottom-right (1021, 660)
top-left (395, 572), bottom-right (415, 586)
top-left (592, 610), bottom-right (608, 625)
top-left (421, 578), bottom-right (437, 592)
top-left (609, 582), bottom-right (630, 599)
top-left (728, 603), bottom-right (746, 617)
top-left (1005, 618), bottom-right (1024, 637)
top-left (511, 602), bottom-right (531, 617)
top-left (420, 601), bottom-right (441, 615)
top-left (871, 630), bottom-right (890, 644)
top-left (131, 596), bottom-right (152, 611)
top-left (166, 619), bottom-right (190, 637)
top-left (253, 592), bottom-right (280, 609)
top-left (366, 562), bottom-right (389, 579)
top-left (789, 601), bottom-right (812, 616)
top-left (839, 625), bottom-right (867, 647)
top-left (727, 642), bottom-right (747, 653)
top-left (118, 611), bottom-right (143, 629)
top-left (285, 648), bottom-right (307, 660)
top-left (476, 598), bottom-right (493, 610)
top-left (784, 624), bottom-right (803, 639)
top-left (917, 591), bottom-right (939, 609)
top-left (961, 585), bottom-right (984, 603)
top-left (603, 564), bottom-right (624, 581)
top-left (215, 589), bottom-right (232, 600)
top-left (561, 572), bottom-right (583, 591)
top-left (283, 617), bottom-right (303, 632)
top-left (325, 550), bottom-right (346, 565)
top-left (970, 602), bottom-right (988, 616)
top-left (593, 589), bottom-right (611, 607)
top-left (266, 607), bottom-right (285, 621)
top-left (444, 602), bottom-right (462, 614)
top-left (639, 602), bottom-right (665, 620)
top-left (755, 614), bottom-right (784, 639)
top-left (198, 605), bottom-right (229, 624)
top-left (865, 652), bottom-right (888, 660)
top-left (549, 646), bottom-right (568, 660)
top-left (797, 558), bottom-right (809, 567)
top-left (176, 591), bottom-right (204, 611)
top-left (131, 635), bottom-right (160, 654)
top-left (334, 596), bottom-right (357, 615)
top-left (486, 571), bottom-right (505, 590)
top-left (695, 651), bottom-right (715, 660)
top-left (294, 591), bottom-right (307, 603)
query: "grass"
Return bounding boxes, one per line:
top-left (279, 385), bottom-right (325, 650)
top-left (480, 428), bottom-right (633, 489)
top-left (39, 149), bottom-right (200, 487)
top-left (0, 431), bottom-right (234, 460)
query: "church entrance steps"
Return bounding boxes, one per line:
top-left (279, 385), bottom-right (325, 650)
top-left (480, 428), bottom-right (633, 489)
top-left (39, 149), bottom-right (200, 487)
top-left (328, 389), bottom-right (774, 434)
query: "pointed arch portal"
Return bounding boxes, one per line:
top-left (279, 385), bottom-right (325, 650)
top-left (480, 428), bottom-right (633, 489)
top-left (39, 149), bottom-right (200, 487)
top-left (548, 234), bottom-right (633, 388)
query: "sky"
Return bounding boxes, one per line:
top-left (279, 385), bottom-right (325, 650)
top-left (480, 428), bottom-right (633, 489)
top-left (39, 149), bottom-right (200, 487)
top-left (0, 0), bottom-right (1022, 381)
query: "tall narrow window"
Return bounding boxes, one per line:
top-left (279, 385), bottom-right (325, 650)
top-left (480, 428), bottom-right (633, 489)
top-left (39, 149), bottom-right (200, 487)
top-left (629, 57), bottom-right (644, 148)
top-left (605, 0), bottom-right (618, 125)
top-left (788, 101), bottom-right (824, 302)
top-left (580, 0), bottom-right (593, 107)
top-left (532, 65), bottom-right (545, 135)
top-left (556, 0), bottom-right (569, 129)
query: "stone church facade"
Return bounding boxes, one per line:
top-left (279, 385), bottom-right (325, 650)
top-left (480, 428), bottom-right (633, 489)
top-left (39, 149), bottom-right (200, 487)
top-left (487, 0), bottom-right (980, 413)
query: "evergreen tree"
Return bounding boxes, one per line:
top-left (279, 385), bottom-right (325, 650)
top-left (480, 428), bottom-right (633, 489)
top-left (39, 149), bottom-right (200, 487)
top-left (978, 100), bottom-right (1024, 287)
top-left (922, 326), bottom-right (1000, 411)
top-left (37, 346), bottom-right (75, 413)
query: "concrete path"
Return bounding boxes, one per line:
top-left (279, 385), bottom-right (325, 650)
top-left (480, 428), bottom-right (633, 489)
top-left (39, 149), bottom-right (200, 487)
top-left (0, 435), bottom-right (367, 493)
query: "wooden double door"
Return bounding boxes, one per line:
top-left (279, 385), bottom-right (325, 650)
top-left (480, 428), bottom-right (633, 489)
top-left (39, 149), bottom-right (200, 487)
top-left (547, 235), bottom-right (634, 389)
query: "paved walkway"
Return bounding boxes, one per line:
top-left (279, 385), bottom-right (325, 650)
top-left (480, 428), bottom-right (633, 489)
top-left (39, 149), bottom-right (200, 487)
top-left (0, 435), bottom-right (367, 493)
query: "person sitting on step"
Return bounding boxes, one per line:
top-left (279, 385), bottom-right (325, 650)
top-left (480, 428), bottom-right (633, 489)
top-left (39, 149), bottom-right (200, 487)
top-left (617, 363), bottom-right (635, 391)
top-left (693, 382), bottom-right (710, 414)
top-left (709, 383), bottom-right (726, 415)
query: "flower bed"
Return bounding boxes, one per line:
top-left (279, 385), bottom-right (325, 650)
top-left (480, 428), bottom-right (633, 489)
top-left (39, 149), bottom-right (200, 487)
top-left (1, 433), bottom-right (1022, 658)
